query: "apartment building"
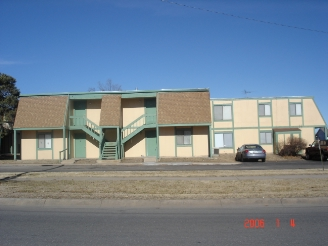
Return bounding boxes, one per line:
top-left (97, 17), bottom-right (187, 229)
top-left (12, 89), bottom-right (327, 161)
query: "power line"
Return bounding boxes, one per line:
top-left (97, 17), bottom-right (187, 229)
top-left (160, 0), bottom-right (328, 35)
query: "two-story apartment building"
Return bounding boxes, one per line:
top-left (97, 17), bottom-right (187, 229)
top-left (210, 97), bottom-right (327, 154)
top-left (12, 89), bottom-right (327, 161)
top-left (12, 89), bottom-right (211, 161)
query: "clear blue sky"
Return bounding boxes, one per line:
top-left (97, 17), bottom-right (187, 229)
top-left (1, 0), bottom-right (327, 124)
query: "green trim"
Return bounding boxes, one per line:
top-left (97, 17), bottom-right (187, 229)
top-left (14, 130), bottom-right (17, 160)
top-left (159, 123), bottom-right (210, 127)
top-left (212, 104), bottom-right (233, 122)
top-left (213, 131), bottom-right (234, 149)
top-left (68, 130), bottom-right (71, 159)
top-left (21, 88), bottom-right (209, 98)
top-left (289, 100), bottom-right (303, 117)
top-left (211, 125), bottom-right (324, 130)
top-left (122, 93), bottom-right (157, 98)
top-left (156, 125), bottom-right (159, 159)
top-left (259, 130), bottom-right (273, 145)
top-left (14, 127), bottom-right (63, 130)
top-left (258, 101), bottom-right (272, 117)
top-left (175, 127), bottom-right (193, 157)
top-left (210, 96), bottom-right (314, 101)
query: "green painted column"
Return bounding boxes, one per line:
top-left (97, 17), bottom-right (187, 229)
top-left (14, 130), bottom-right (17, 160)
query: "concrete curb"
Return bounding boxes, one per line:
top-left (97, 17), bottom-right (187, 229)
top-left (1, 197), bottom-right (327, 209)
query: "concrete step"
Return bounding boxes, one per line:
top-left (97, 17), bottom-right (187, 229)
top-left (143, 156), bottom-right (157, 163)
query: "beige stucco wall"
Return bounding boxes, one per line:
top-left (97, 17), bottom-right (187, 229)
top-left (38, 150), bottom-right (52, 159)
top-left (53, 130), bottom-right (64, 159)
top-left (289, 99), bottom-right (302, 103)
top-left (259, 117), bottom-right (272, 127)
top-left (86, 99), bottom-right (101, 125)
top-left (234, 100), bottom-right (258, 128)
top-left (177, 146), bottom-right (192, 157)
top-left (271, 99), bottom-right (289, 126)
top-left (193, 126), bottom-right (209, 157)
top-left (213, 121), bottom-right (233, 129)
top-left (159, 127), bottom-right (175, 157)
top-left (234, 129), bottom-right (259, 149)
top-left (70, 132), bottom-right (75, 158)
top-left (86, 135), bottom-right (99, 158)
top-left (290, 117), bottom-right (303, 126)
top-left (21, 131), bottom-right (36, 160)
top-left (122, 98), bottom-right (145, 127)
top-left (124, 131), bottom-right (145, 157)
top-left (303, 98), bottom-right (326, 126)
top-left (301, 127), bottom-right (316, 145)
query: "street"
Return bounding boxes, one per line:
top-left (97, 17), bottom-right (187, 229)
top-left (0, 205), bottom-right (327, 245)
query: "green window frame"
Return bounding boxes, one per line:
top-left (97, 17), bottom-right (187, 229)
top-left (260, 132), bottom-right (272, 144)
top-left (213, 105), bottom-right (232, 121)
top-left (176, 129), bottom-right (192, 145)
top-left (259, 104), bottom-right (271, 116)
top-left (38, 133), bottom-right (52, 149)
top-left (289, 103), bottom-right (302, 116)
top-left (214, 132), bottom-right (233, 148)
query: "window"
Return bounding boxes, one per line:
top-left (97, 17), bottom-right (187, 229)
top-left (259, 104), bottom-right (271, 116)
top-left (38, 133), bottom-right (51, 149)
top-left (260, 132), bottom-right (272, 144)
top-left (289, 103), bottom-right (302, 116)
top-left (176, 129), bottom-right (191, 145)
top-left (214, 133), bottom-right (233, 148)
top-left (214, 105), bottom-right (232, 121)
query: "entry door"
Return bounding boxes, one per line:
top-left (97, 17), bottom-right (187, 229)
top-left (145, 130), bottom-right (157, 157)
top-left (74, 101), bottom-right (86, 126)
top-left (75, 133), bottom-right (86, 158)
top-left (145, 98), bottom-right (156, 124)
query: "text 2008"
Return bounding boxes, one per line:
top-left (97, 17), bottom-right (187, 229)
top-left (244, 219), bottom-right (265, 228)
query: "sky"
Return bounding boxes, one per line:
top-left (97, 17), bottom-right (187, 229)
top-left (1, 0), bottom-right (327, 124)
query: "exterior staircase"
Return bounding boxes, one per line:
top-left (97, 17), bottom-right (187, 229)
top-left (101, 142), bottom-right (118, 160)
top-left (121, 114), bottom-right (156, 143)
top-left (70, 116), bottom-right (118, 160)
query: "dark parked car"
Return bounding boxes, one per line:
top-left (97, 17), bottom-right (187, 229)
top-left (235, 144), bottom-right (266, 162)
top-left (305, 140), bottom-right (328, 161)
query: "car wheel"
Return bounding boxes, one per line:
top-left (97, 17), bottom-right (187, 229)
top-left (321, 154), bottom-right (327, 162)
top-left (305, 153), bottom-right (311, 160)
top-left (262, 158), bottom-right (266, 162)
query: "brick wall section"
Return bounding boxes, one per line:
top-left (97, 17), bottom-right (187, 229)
top-left (158, 92), bottom-right (211, 124)
top-left (14, 96), bottom-right (68, 128)
top-left (99, 95), bottom-right (122, 126)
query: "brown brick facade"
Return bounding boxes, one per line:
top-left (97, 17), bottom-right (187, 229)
top-left (14, 96), bottom-right (68, 128)
top-left (99, 95), bottom-right (122, 126)
top-left (158, 92), bottom-right (211, 125)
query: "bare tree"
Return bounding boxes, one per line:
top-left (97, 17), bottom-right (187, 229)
top-left (88, 79), bottom-right (122, 92)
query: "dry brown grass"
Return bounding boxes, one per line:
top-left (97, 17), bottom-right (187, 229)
top-left (1, 170), bottom-right (327, 200)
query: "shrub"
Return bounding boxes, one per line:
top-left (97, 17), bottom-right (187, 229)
top-left (278, 137), bottom-right (307, 156)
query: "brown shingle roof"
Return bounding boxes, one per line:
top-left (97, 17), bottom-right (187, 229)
top-left (99, 95), bottom-right (122, 126)
top-left (14, 96), bottom-right (68, 128)
top-left (158, 92), bottom-right (211, 125)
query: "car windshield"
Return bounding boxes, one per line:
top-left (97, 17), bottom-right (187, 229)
top-left (245, 145), bottom-right (261, 149)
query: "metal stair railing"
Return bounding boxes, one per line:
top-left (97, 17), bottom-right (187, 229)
top-left (70, 116), bottom-right (102, 141)
top-left (121, 114), bottom-right (156, 143)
